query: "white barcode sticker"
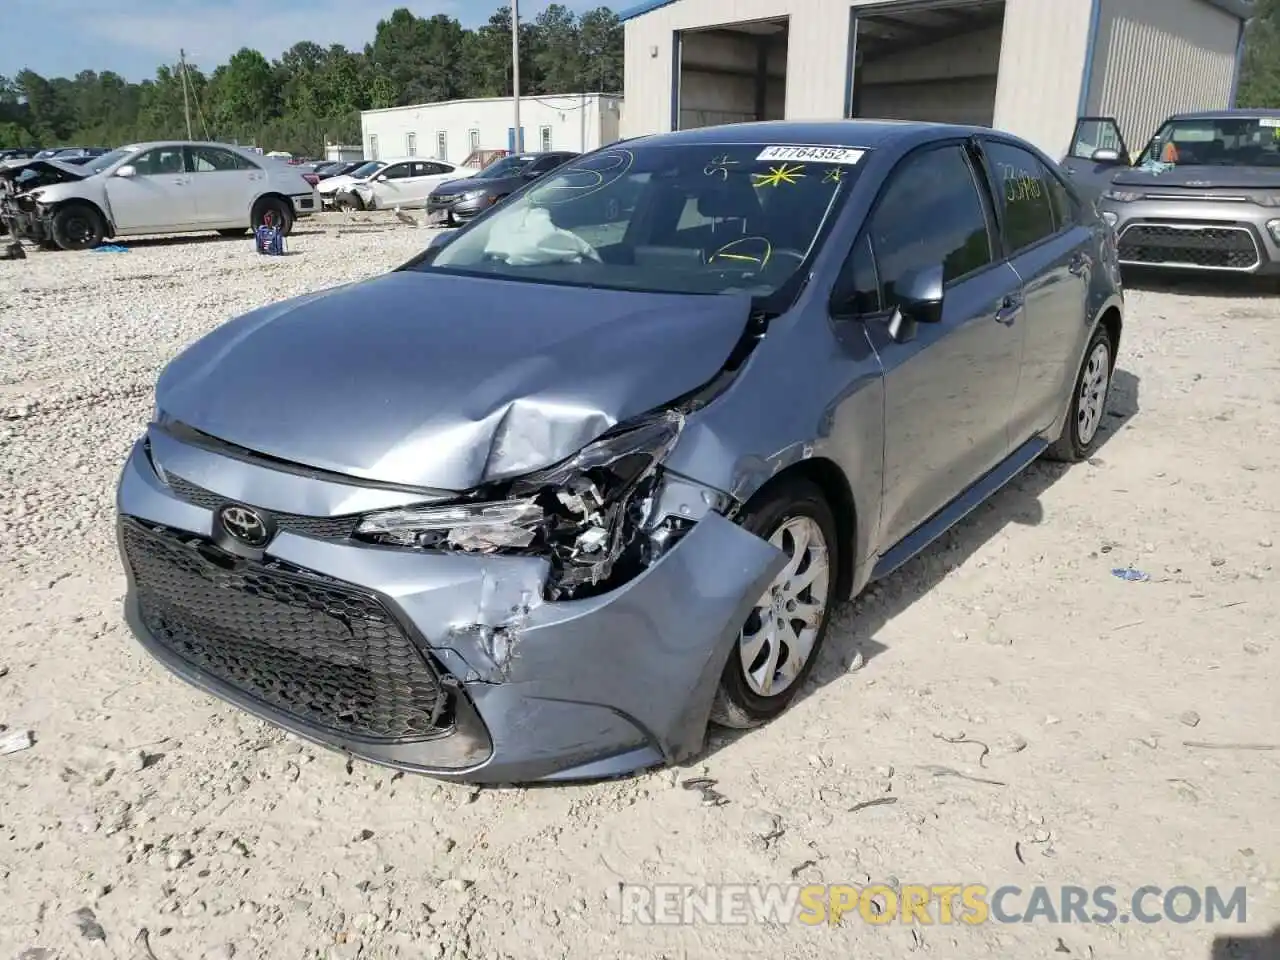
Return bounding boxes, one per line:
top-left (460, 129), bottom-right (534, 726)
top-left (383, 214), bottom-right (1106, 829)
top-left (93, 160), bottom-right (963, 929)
top-left (757, 145), bottom-right (867, 164)
top-left (1258, 117), bottom-right (1280, 128)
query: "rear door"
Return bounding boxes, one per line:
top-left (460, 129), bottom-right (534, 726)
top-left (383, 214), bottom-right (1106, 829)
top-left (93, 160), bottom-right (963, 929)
top-left (979, 137), bottom-right (1093, 443)
top-left (185, 145), bottom-right (260, 225)
top-left (1060, 116), bottom-right (1131, 202)
top-left (105, 145), bottom-right (195, 232)
top-left (862, 141), bottom-right (1027, 551)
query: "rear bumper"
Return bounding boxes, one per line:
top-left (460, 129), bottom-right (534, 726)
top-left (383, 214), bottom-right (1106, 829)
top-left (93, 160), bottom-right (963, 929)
top-left (114, 434), bottom-right (783, 784)
top-left (1100, 198), bottom-right (1280, 274)
top-left (289, 191), bottom-right (318, 218)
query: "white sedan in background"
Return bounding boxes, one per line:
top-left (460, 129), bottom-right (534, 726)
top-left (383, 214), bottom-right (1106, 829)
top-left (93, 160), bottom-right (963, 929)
top-left (338, 158), bottom-right (479, 211)
top-left (3, 141), bottom-right (318, 250)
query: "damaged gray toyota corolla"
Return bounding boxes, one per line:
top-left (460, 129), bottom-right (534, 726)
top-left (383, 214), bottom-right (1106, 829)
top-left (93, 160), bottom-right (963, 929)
top-left (116, 120), bottom-right (1124, 783)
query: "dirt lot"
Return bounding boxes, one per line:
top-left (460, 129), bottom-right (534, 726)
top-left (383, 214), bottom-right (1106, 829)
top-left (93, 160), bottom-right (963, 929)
top-left (1, 215), bottom-right (1277, 960)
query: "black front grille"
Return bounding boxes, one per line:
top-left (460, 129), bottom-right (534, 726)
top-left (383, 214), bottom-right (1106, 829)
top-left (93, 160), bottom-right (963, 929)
top-left (122, 520), bottom-right (449, 741)
top-left (1118, 225), bottom-right (1260, 269)
top-left (166, 474), bottom-right (359, 540)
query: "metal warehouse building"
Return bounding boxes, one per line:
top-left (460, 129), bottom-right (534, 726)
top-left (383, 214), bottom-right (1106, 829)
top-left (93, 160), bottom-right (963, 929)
top-left (618, 0), bottom-right (1256, 158)
top-left (361, 93), bottom-right (622, 165)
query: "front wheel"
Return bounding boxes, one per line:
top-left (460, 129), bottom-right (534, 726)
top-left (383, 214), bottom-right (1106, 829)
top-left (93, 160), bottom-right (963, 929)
top-left (50, 204), bottom-right (105, 251)
top-left (710, 479), bottom-right (840, 729)
top-left (1046, 323), bottom-right (1115, 462)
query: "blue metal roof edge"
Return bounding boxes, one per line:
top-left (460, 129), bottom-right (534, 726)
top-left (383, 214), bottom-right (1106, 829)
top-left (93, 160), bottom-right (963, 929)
top-left (619, 0), bottom-right (1253, 25)
top-left (618, 0), bottom-right (680, 23)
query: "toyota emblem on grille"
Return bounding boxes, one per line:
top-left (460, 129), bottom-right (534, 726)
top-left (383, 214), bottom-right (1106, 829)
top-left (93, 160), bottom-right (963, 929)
top-left (218, 504), bottom-right (271, 547)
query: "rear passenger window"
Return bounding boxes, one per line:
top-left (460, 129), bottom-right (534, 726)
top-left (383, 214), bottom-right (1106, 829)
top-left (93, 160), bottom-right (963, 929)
top-left (984, 141), bottom-right (1057, 251)
top-left (1044, 169), bottom-right (1078, 230)
top-left (868, 144), bottom-right (994, 306)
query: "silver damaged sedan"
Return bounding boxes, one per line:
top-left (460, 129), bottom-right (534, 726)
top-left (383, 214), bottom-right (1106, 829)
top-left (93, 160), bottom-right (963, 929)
top-left (116, 120), bottom-right (1124, 783)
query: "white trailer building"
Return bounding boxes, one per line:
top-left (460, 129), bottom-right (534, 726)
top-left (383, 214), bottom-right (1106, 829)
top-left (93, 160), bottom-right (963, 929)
top-left (359, 93), bottom-right (623, 165)
top-left (619, 0), bottom-right (1255, 159)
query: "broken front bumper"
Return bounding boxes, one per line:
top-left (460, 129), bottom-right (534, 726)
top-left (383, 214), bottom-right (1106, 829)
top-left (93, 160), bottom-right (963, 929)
top-left (115, 435), bottom-right (784, 784)
top-left (1, 197), bottom-right (48, 243)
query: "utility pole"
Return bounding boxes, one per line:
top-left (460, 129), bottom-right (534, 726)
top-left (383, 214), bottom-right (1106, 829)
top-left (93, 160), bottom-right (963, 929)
top-left (511, 0), bottom-right (521, 152)
top-left (179, 49), bottom-right (193, 140)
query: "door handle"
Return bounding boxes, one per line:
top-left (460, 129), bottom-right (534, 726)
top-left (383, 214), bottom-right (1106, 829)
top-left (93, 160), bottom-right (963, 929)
top-left (994, 295), bottom-right (1022, 326)
top-left (1068, 252), bottom-right (1091, 276)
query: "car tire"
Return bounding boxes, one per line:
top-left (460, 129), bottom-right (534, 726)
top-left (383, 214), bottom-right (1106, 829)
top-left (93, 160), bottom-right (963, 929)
top-left (336, 194), bottom-right (364, 212)
top-left (709, 479), bottom-right (840, 729)
top-left (251, 197), bottom-right (295, 236)
top-left (217, 228), bottom-right (249, 238)
top-left (50, 203), bottom-right (105, 251)
top-left (1045, 323), bottom-right (1115, 463)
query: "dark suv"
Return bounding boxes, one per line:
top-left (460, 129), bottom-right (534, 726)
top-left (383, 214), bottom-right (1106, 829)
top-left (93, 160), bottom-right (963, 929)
top-left (427, 151), bottom-right (578, 225)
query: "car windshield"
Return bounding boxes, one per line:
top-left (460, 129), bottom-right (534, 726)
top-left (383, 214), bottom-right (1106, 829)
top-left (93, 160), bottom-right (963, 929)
top-left (1142, 116), bottom-right (1280, 167)
top-left (475, 156), bottom-right (534, 179)
top-left (348, 161), bottom-right (383, 179)
top-left (83, 148), bottom-right (131, 174)
top-left (415, 141), bottom-right (864, 305)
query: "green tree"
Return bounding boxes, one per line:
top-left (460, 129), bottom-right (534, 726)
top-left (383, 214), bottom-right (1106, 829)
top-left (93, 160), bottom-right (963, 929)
top-left (0, 3), bottom-right (626, 153)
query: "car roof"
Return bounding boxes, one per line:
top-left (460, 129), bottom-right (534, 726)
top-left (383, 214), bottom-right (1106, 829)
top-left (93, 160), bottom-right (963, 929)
top-left (1165, 108), bottom-right (1280, 122)
top-left (622, 119), bottom-right (992, 151)
top-left (120, 140), bottom-right (257, 153)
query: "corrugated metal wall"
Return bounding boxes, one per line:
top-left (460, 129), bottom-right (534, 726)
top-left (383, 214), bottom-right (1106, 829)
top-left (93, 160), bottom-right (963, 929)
top-left (1086, 0), bottom-right (1238, 150)
top-left (990, 0), bottom-right (1093, 157)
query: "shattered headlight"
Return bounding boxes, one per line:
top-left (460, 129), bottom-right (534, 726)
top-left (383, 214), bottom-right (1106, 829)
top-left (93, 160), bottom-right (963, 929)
top-left (355, 499), bottom-right (545, 551)
top-left (354, 411), bottom-right (685, 598)
top-left (1102, 188), bottom-right (1141, 203)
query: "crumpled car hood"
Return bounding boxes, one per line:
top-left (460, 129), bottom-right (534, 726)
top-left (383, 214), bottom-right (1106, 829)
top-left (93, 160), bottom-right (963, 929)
top-left (0, 158), bottom-right (87, 190)
top-left (156, 271), bottom-right (752, 490)
top-left (1111, 164), bottom-right (1280, 190)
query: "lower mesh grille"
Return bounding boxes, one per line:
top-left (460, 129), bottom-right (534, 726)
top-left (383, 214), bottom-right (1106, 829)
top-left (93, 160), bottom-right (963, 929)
top-left (122, 520), bottom-right (449, 741)
top-left (1118, 225), bottom-right (1260, 269)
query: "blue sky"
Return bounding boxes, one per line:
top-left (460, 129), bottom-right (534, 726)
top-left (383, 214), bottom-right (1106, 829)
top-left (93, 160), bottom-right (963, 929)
top-left (2, 0), bottom-right (606, 82)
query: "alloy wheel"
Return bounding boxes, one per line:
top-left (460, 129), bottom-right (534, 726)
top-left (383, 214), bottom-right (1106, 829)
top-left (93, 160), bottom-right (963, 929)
top-left (1077, 341), bottom-right (1111, 445)
top-left (738, 516), bottom-right (831, 697)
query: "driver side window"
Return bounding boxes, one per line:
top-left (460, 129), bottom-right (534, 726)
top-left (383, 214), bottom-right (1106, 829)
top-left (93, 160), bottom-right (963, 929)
top-left (868, 144), bottom-right (995, 308)
top-left (381, 163), bottom-right (411, 179)
top-left (132, 147), bottom-right (186, 176)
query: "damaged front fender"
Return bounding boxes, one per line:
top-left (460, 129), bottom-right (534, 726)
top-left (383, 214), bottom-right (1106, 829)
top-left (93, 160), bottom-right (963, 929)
top-left (460, 511), bottom-right (786, 779)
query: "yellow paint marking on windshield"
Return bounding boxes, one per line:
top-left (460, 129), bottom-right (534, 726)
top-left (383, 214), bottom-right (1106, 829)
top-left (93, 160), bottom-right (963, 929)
top-left (823, 167), bottom-right (844, 183)
top-left (753, 163), bottom-right (805, 187)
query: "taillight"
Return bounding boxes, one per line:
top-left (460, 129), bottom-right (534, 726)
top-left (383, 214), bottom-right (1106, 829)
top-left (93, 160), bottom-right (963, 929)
top-left (302, 173), bottom-right (319, 186)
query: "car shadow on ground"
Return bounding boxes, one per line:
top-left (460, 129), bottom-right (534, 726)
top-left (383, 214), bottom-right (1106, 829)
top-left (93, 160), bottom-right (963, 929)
top-left (699, 367), bottom-right (1142, 764)
top-left (1211, 926), bottom-right (1280, 960)
top-left (110, 228), bottom-right (326, 250)
top-left (1122, 268), bottom-right (1279, 298)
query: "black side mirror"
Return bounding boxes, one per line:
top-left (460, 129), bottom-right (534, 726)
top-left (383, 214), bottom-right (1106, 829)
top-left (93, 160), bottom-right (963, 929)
top-left (427, 229), bottom-right (456, 252)
top-left (887, 263), bottom-right (945, 343)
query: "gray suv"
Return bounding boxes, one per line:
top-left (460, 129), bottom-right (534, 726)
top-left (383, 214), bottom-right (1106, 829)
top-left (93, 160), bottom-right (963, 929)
top-left (116, 120), bottom-right (1123, 784)
top-left (1063, 110), bottom-right (1280, 275)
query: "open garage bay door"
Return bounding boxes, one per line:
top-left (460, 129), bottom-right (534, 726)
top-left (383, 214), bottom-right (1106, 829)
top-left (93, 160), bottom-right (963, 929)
top-left (852, 0), bottom-right (1006, 127)
top-left (676, 18), bottom-right (788, 131)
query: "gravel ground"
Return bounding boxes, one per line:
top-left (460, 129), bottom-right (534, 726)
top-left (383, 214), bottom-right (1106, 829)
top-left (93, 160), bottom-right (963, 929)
top-left (1, 215), bottom-right (1278, 960)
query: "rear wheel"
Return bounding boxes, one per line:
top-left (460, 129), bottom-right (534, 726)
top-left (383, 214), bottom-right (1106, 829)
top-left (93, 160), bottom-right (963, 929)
top-left (251, 197), bottom-right (295, 236)
top-left (710, 480), bottom-right (840, 729)
top-left (1046, 323), bottom-right (1115, 462)
top-left (50, 203), bottom-right (105, 251)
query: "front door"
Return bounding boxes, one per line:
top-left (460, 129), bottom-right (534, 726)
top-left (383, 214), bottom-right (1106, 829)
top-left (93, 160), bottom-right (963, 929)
top-left (105, 145), bottom-right (194, 233)
top-left (185, 145), bottom-right (261, 226)
top-left (368, 161), bottom-right (414, 209)
top-left (861, 142), bottom-right (1027, 550)
top-left (1060, 116), bottom-right (1131, 202)
top-left (980, 138), bottom-right (1094, 440)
